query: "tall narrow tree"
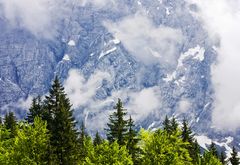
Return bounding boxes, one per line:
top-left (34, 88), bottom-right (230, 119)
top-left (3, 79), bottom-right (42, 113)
top-left (26, 96), bottom-right (43, 123)
top-left (44, 76), bottom-right (79, 164)
top-left (220, 151), bottom-right (226, 165)
top-left (78, 121), bottom-right (89, 162)
top-left (209, 142), bottom-right (219, 158)
top-left (4, 112), bottom-right (17, 138)
top-left (181, 118), bottom-right (200, 164)
top-left (93, 131), bottom-right (103, 146)
top-left (163, 115), bottom-right (171, 133)
top-left (170, 116), bottom-right (178, 133)
top-left (105, 98), bottom-right (128, 146)
top-left (126, 116), bottom-right (140, 164)
top-left (229, 146), bottom-right (240, 165)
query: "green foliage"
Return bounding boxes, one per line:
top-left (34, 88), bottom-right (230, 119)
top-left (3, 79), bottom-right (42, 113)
top-left (201, 151), bottom-right (222, 165)
top-left (209, 142), bottom-right (219, 158)
top-left (139, 128), bottom-right (192, 165)
top-left (106, 98), bottom-right (128, 146)
top-left (229, 146), bottom-right (240, 165)
top-left (0, 117), bottom-right (49, 165)
top-left (93, 131), bottom-right (103, 146)
top-left (220, 151), bottom-right (226, 165)
top-left (86, 141), bottom-right (133, 165)
top-left (163, 115), bottom-right (171, 133)
top-left (78, 122), bottom-right (90, 162)
top-left (43, 76), bottom-right (79, 164)
top-left (0, 125), bottom-right (13, 164)
top-left (181, 119), bottom-right (200, 164)
top-left (126, 116), bottom-right (141, 164)
top-left (4, 112), bottom-right (17, 138)
top-left (26, 96), bottom-right (43, 123)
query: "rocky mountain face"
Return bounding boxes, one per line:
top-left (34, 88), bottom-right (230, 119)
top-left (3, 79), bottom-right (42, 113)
top-left (0, 0), bottom-right (239, 151)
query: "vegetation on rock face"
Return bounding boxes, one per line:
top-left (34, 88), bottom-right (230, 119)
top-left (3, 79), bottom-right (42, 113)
top-left (0, 77), bottom-right (238, 165)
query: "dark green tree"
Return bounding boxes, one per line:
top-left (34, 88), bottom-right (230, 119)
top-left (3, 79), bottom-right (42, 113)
top-left (26, 96), bottom-right (43, 123)
top-left (181, 118), bottom-right (194, 143)
top-left (126, 116), bottom-right (140, 164)
top-left (170, 116), bottom-right (178, 133)
top-left (201, 150), bottom-right (222, 165)
top-left (4, 112), bottom-right (17, 138)
top-left (78, 121), bottom-right (89, 162)
top-left (229, 146), bottom-right (240, 165)
top-left (105, 98), bottom-right (128, 146)
top-left (220, 151), bottom-right (226, 165)
top-left (209, 142), bottom-right (219, 158)
top-left (44, 76), bottom-right (79, 165)
top-left (93, 131), bottom-right (103, 146)
top-left (163, 115), bottom-right (171, 133)
top-left (181, 118), bottom-right (200, 164)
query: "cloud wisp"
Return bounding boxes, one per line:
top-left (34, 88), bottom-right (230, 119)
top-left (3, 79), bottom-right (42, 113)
top-left (104, 13), bottom-right (183, 66)
top-left (0, 0), bottom-right (71, 39)
top-left (189, 0), bottom-right (240, 131)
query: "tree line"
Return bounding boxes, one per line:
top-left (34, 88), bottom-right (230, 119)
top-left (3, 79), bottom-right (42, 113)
top-left (0, 77), bottom-right (239, 165)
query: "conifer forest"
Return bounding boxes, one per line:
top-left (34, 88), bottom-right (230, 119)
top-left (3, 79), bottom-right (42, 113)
top-left (0, 77), bottom-right (239, 165)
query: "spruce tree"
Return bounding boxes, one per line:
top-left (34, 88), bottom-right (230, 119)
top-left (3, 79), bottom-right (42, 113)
top-left (170, 116), bottom-right (178, 133)
top-left (44, 76), bottom-right (79, 164)
top-left (93, 131), bottom-right (103, 146)
top-left (181, 118), bottom-right (194, 143)
top-left (4, 112), bottom-right (17, 138)
top-left (220, 151), bottom-right (226, 165)
top-left (229, 146), bottom-right (240, 165)
top-left (105, 98), bottom-right (128, 146)
top-left (26, 96), bottom-right (43, 123)
top-left (126, 116), bottom-right (140, 164)
top-left (163, 115), bottom-right (171, 133)
top-left (209, 142), bottom-right (219, 158)
top-left (181, 118), bottom-right (200, 164)
top-left (78, 121), bottom-right (89, 162)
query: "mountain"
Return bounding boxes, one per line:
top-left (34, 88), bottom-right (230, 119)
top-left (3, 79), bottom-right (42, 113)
top-left (0, 0), bottom-right (239, 152)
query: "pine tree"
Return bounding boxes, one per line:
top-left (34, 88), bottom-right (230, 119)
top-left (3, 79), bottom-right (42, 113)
top-left (78, 121), bottom-right (89, 162)
top-left (220, 151), bottom-right (226, 165)
top-left (192, 140), bottom-right (201, 164)
top-left (181, 118), bottom-right (194, 143)
top-left (0, 117), bottom-right (2, 125)
top-left (163, 115), bottom-right (171, 133)
top-left (93, 131), bottom-right (103, 146)
top-left (209, 142), bottom-right (219, 158)
top-left (229, 146), bottom-right (240, 165)
top-left (4, 112), bottom-right (17, 138)
top-left (126, 116), bottom-right (140, 164)
top-left (105, 98), bottom-right (128, 146)
top-left (181, 118), bottom-right (200, 164)
top-left (26, 96), bottom-right (43, 123)
top-left (44, 76), bottom-right (79, 164)
top-left (170, 116), bottom-right (178, 133)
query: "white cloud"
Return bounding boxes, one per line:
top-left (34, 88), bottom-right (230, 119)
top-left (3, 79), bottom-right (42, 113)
top-left (127, 87), bottom-right (161, 121)
top-left (64, 69), bottom-right (111, 109)
top-left (64, 70), bottom-right (162, 131)
top-left (104, 13), bottom-right (183, 66)
top-left (16, 96), bottom-right (33, 110)
top-left (86, 87), bottom-right (162, 132)
top-left (178, 99), bottom-right (191, 113)
top-left (0, 0), bottom-right (69, 39)
top-left (189, 0), bottom-right (240, 130)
